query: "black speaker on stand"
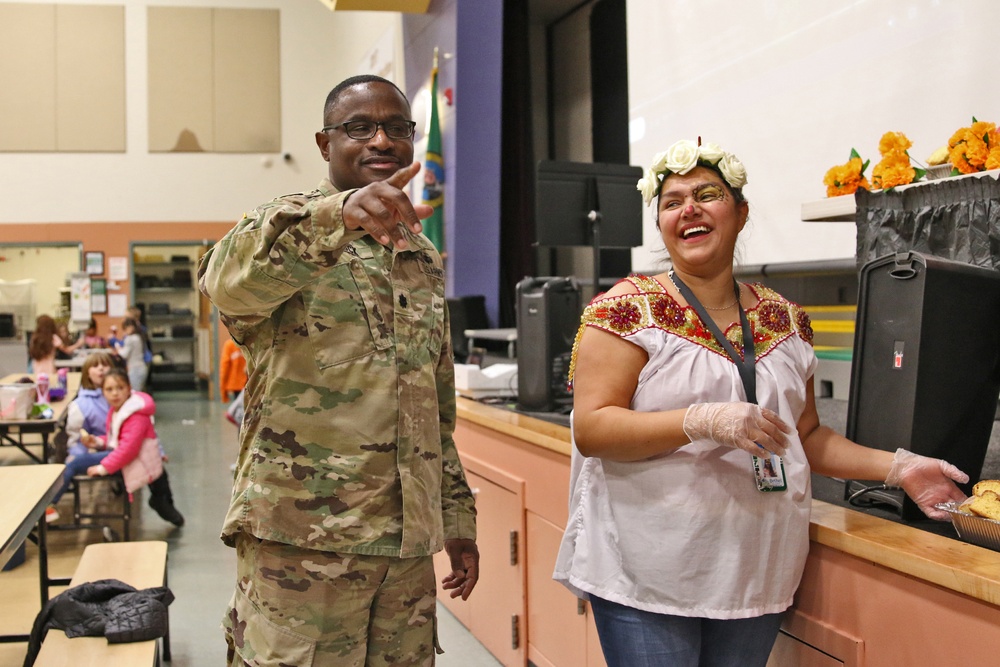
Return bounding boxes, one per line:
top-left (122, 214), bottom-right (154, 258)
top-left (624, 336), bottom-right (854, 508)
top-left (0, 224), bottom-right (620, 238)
top-left (845, 252), bottom-right (1000, 520)
top-left (516, 277), bottom-right (581, 412)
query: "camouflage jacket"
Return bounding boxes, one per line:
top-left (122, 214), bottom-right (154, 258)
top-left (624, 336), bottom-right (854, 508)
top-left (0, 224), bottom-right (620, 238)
top-left (199, 179), bottom-right (476, 558)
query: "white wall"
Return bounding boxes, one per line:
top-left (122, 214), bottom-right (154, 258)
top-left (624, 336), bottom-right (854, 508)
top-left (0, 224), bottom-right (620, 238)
top-left (626, 0), bottom-right (1000, 270)
top-left (0, 0), bottom-right (398, 224)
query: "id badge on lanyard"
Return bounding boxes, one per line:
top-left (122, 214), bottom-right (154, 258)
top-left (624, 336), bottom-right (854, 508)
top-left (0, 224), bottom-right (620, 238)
top-left (669, 272), bottom-right (787, 492)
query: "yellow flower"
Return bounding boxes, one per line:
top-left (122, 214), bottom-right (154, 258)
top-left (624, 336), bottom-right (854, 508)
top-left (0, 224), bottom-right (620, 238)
top-left (970, 121), bottom-right (997, 141)
top-left (986, 147), bottom-right (1000, 171)
top-left (824, 156), bottom-right (870, 197)
top-left (948, 118), bottom-right (998, 173)
top-left (872, 150), bottom-right (917, 189)
top-left (949, 144), bottom-right (977, 174)
top-left (878, 131), bottom-right (912, 156)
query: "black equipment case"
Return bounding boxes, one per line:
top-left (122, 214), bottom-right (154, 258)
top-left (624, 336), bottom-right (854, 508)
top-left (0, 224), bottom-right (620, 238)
top-left (845, 252), bottom-right (1000, 520)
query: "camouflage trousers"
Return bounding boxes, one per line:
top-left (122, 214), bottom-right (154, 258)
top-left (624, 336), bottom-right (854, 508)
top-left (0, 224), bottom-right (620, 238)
top-left (224, 532), bottom-right (440, 667)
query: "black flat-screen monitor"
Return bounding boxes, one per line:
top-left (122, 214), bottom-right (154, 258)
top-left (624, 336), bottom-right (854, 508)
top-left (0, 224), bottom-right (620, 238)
top-left (535, 160), bottom-right (644, 248)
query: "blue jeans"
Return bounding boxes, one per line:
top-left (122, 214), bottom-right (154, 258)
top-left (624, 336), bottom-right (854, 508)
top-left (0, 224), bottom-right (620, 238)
top-left (589, 595), bottom-right (784, 667)
top-left (52, 451), bottom-right (110, 504)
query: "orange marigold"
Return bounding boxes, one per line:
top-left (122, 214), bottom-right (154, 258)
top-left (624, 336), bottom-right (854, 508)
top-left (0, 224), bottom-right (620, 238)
top-left (878, 131), bottom-right (912, 156)
top-left (948, 118), bottom-right (998, 173)
top-left (970, 120), bottom-right (997, 142)
top-left (949, 144), bottom-right (977, 174)
top-left (824, 157), bottom-right (870, 197)
top-left (986, 147), bottom-right (1000, 171)
top-left (872, 151), bottom-right (916, 189)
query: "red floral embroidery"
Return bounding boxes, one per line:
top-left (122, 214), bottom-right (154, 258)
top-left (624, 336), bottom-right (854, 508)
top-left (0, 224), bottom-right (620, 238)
top-left (758, 302), bottom-right (791, 333)
top-left (795, 309), bottom-right (814, 343)
top-left (607, 301), bottom-right (642, 331)
top-left (649, 296), bottom-right (686, 328)
top-left (691, 323), bottom-right (714, 341)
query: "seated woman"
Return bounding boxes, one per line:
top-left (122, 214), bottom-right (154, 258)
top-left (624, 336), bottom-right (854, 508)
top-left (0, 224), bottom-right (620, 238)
top-left (28, 315), bottom-right (77, 376)
top-left (46, 364), bottom-right (184, 527)
top-left (55, 322), bottom-right (85, 360)
top-left (80, 318), bottom-right (109, 349)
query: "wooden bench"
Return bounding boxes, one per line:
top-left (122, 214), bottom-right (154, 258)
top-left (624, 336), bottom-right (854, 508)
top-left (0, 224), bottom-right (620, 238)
top-left (34, 541), bottom-right (170, 666)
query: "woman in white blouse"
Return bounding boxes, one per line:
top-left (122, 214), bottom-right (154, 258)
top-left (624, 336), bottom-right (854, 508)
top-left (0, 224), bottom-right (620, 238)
top-left (553, 139), bottom-right (968, 667)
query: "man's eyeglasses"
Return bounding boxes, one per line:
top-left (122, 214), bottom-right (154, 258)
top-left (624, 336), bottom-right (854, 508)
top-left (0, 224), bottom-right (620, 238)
top-left (321, 120), bottom-right (416, 141)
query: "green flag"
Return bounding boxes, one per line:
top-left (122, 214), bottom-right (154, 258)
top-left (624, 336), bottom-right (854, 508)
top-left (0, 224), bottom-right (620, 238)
top-left (421, 55), bottom-right (444, 252)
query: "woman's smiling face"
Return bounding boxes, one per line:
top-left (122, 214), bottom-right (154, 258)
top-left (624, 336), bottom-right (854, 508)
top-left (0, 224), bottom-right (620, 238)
top-left (656, 166), bottom-right (748, 274)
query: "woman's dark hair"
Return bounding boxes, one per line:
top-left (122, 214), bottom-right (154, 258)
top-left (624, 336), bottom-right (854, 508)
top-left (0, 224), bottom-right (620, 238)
top-left (80, 352), bottom-right (115, 390)
top-left (102, 367), bottom-right (131, 389)
top-left (121, 317), bottom-right (139, 332)
top-left (29, 314), bottom-right (57, 361)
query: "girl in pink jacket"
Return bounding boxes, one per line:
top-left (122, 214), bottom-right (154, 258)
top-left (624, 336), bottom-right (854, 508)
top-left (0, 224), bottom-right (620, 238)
top-left (83, 368), bottom-right (185, 526)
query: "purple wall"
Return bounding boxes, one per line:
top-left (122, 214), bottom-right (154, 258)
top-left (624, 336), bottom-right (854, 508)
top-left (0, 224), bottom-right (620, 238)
top-left (404, 0), bottom-right (503, 326)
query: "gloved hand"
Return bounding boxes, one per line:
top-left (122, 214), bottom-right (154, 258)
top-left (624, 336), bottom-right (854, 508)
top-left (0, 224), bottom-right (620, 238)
top-left (682, 402), bottom-right (792, 456)
top-left (885, 448), bottom-right (969, 520)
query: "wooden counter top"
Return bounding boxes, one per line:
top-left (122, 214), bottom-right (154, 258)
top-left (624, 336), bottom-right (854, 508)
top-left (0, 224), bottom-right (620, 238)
top-left (456, 397), bottom-right (1000, 607)
top-left (457, 397), bottom-right (571, 456)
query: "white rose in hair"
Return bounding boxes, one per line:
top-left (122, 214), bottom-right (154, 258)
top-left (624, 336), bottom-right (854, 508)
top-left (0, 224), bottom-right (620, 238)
top-left (637, 169), bottom-right (662, 205)
top-left (649, 150), bottom-right (669, 173)
top-left (697, 142), bottom-right (724, 164)
top-left (663, 140), bottom-right (700, 175)
top-left (718, 153), bottom-right (748, 189)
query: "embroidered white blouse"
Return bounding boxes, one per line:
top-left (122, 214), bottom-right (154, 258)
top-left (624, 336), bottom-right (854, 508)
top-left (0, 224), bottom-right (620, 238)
top-left (553, 275), bottom-right (818, 619)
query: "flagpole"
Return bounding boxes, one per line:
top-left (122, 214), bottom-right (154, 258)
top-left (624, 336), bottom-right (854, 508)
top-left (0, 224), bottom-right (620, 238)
top-left (421, 47), bottom-right (445, 253)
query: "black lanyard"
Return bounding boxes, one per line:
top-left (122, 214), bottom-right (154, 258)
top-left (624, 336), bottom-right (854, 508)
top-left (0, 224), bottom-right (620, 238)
top-left (669, 272), bottom-right (757, 404)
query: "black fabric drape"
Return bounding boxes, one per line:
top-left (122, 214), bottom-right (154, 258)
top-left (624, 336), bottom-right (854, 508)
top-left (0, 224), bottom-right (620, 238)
top-left (855, 174), bottom-right (1000, 271)
top-left (499, 0), bottom-right (536, 328)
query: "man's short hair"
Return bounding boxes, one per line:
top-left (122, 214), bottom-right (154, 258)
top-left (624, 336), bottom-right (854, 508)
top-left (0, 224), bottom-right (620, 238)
top-left (323, 75), bottom-right (408, 123)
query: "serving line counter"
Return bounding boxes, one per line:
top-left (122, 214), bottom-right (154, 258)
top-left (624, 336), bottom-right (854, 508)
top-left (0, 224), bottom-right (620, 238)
top-left (440, 397), bottom-right (1000, 667)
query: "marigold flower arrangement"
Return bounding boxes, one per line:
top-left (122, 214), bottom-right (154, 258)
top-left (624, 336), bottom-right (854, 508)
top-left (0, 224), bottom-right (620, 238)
top-left (871, 131), bottom-right (926, 190)
top-left (948, 117), bottom-right (1000, 174)
top-left (823, 148), bottom-right (870, 197)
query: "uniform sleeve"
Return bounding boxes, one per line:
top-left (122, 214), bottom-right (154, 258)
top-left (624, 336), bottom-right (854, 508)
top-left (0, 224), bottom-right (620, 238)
top-left (198, 190), bottom-right (367, 340)
top-left (436, 302), bottom-right (477, 540)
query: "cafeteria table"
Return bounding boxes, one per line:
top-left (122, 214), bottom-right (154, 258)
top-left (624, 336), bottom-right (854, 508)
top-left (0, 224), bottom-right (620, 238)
top-left (0, 464), bottom-right (66, 643)
top-left (0, 373), bottom-right (80, 464)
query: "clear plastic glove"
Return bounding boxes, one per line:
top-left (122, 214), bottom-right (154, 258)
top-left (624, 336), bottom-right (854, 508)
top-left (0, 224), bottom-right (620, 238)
top-left (885, 448), bottom-right (968, 520)
top-left (682, 402), bottom-right (792, 457)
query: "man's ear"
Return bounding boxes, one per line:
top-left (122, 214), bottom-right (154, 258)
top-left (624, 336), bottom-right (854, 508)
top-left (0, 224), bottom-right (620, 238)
top-left (315, 131), bottom-right (331, 161)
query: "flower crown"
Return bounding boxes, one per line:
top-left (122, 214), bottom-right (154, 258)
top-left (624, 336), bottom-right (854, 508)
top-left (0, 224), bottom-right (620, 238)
top-left (636, 139), bottom-right (748, 206)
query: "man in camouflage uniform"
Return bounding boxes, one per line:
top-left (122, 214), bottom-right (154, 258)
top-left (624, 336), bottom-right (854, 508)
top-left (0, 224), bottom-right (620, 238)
top-left (200, 74), bottom-right (479, 666)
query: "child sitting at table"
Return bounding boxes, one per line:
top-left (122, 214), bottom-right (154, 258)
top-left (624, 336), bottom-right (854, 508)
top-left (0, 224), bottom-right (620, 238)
top-left (45, 366), bottom-right (184, 527)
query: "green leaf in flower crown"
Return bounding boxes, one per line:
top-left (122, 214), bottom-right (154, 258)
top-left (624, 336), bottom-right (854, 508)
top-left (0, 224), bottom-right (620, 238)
top-left (973, 116), bottom-right (979, 123)
top-left (850, 148), bottom-right (861, 160)
top-left (861, 159), bottom-right (870, 175)
top-left (913, 167), bottom-right (927, 181)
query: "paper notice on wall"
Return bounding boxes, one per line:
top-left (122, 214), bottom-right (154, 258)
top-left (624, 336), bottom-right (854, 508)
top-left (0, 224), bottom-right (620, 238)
top-left (70, 273), bottom-right (92, 322)
top-left (108, 293), bottom-right (128, 318)
top-left (109, 256), bottom-right (129, 281)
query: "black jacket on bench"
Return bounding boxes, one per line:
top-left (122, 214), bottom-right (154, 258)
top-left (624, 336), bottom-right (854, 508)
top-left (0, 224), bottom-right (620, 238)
top-left (23, 578), bottom-right (174, 667)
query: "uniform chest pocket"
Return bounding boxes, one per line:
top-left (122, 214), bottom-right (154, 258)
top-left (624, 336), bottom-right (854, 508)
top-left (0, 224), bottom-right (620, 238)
top-left (394, 258), bottom-right (446, 362)
top-left (303, 259), bottom-right (391, 369)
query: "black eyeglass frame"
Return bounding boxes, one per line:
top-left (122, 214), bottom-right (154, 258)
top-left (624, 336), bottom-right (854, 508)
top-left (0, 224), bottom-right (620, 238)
top-left (320, 120), bottom-right (417, 140)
